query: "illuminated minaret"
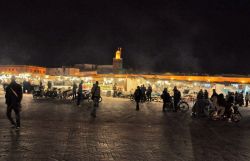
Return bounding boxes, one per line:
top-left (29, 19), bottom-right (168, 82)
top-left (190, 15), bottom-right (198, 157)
top-left (113, 47), bottom-right (123, 73)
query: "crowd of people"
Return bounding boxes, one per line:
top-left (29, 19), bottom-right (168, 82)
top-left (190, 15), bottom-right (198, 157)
top-left (4, 76), bottom-right (102, 130)
top-left (133, 84), bottom-right (153, 110)
top-left (192, 89), bottom-right (247, 121)
top-left (3, 76), bottom-right (247, 130)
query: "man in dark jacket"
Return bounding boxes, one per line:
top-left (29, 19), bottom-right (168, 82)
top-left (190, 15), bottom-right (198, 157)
top-left (204, 90), bottom-right (209, 99)
top-left (173, 86), bottom-right (181, 112)
top-left (134, 86), bottom-right (142, 111)
top-left (197, 89), bottom-right (204, 100)
top-left (146, 85), bottom-right (153, 102)
top-left (77, 80), bottom-right (83, 106)
top-left (140, 84), bottom-right (146, 102)
top-left (161, 88), bottom-right (171, 112)
top-left (5, 76), bottom-right (23, 130)
top-left (91, 81), bottom-right (101, 117)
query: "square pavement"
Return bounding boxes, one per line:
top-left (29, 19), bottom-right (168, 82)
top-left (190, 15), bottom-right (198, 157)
top-left (1, 95), bottom-right (250, 161)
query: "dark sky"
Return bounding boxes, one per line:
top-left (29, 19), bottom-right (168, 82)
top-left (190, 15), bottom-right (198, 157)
top-left (0, 0), bottom-right (250, 74)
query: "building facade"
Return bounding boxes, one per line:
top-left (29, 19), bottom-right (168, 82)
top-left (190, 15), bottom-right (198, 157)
top-left (0, 65), bottom-right (46, 75)
top-left (46, 67), bottom-right (80, 76)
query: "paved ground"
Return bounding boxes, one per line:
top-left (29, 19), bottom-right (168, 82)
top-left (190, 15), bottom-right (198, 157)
top-left (1, 95), bottom-right (250, 161)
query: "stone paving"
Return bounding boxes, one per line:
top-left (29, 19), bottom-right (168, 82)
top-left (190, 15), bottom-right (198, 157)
top-left (1, 95), bottom-right (250, 161)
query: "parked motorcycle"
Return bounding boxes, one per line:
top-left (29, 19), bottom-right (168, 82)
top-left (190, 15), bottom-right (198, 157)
top-left (44, 88), bottom-right (58, 99)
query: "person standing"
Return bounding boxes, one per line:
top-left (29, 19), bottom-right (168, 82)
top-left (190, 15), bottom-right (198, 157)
top-left (72, 82), bottom-right (77, 100)
top-left (91, 81), bottom-right (101, 117)
top-left (173, 86), bottom-right (181, 112)
top-left (77, 80), bottom-right (83, 106)
top-left (204, 90), bottom-right (209, 99)
top-left (47, 81), bottom-right (52, 90)
top-left (245, 92), bottom-right (250, 107)
top-left (113, 83), bottom-right (117, 97)
top-left (134, 86), bottom-right (142, 111)
top-left (140, 84), bottom-right (146, 102)
top-left (146, 85), bottom-right (152, 102)
top-left (197, 89), bottom-right (204, 100)
top-left (5, 76), bottom-right (23, 130)
top-left (161, 88), bottom-right (171, 112)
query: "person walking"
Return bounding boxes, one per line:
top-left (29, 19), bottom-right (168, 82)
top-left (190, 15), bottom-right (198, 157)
top-left (146, 85), bottom-right (152, 102)
top-left (134, 86), bottom-right (142, 111)
top-left (5, 76), bottom-right (23, 130)
top-left (173, 86), bottom-right (181, 112)
top-left (245, 92), bottom-right (250, 107)
top-left (161, 88), bottom-right (171, 112)
top-left (77, 80), bottom-right (83, 106)
top-left (91, 81), bottom-right (101, 117)
top-left (72, 82), bottom-right (77, 100)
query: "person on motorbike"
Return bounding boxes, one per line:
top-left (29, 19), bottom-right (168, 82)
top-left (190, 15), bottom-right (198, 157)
top-left (161, 88), bottom-right (171, 112)
top-left (215, 93), bottom-right (226, 119)
top-left (117, 88), bottom-right (123, 97)
top-left (224, 92), bottom-right (234, 120)
top-left (210, 89), bottom-right (218, 108)
top-left (173, 86), bottom-right (181, 112)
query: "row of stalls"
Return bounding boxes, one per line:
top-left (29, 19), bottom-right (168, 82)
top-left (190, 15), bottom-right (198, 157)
top-left (0, 73), bottom-right (250, 98)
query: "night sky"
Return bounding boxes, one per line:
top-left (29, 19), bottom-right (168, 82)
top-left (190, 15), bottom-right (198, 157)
top-left (0, 0), bottom-right (250, 74)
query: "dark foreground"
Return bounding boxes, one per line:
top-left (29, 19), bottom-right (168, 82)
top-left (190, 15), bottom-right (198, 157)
top-left (1, 95), bottom-right (250, 161)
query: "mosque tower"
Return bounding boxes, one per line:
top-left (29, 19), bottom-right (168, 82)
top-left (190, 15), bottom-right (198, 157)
top-left (113, 47), bottom-right (123, 73)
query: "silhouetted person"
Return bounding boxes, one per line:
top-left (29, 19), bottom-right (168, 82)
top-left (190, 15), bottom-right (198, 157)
top-left (239, 92), bottom-right (244, 106)
top-left (235, 92), bottom-right (239, 105)
top-left (77, 80), bottom-right (83, 106)
top-left (140, 85), bottom-right (146, 102)
top-left (173, 86), bottom-right (181, 112)
top-left (134, 86), bottom-right (142, 111)
top-left (216, 93), bottom-right (226, 117)
top-left (146, 85), bottom-right (152, 102)
top-left (211, 89), bottom-right (218, 99)
top-left (197, 89), bottom-right (204, 100)
top-left (161, 88), bottom-right (171, 112)
top-left (91, 81), bottom-right (101, 117)
top-left (113, 83), bottom-right (117, 97)
top-left (5, 76), bottom-right (23, 130)
top-left (245, 92), bottom-right (249, 107)
top-left (47, 81), bottom-right (52, 90)
top-left (204, 90), bottom-right (209, 99)
top-left (72, 82), bottom-right (77, 100)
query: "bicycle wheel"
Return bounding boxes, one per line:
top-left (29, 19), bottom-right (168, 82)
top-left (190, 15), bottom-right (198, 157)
top-left (231, 113), bottom-right (242, 123)
top-left (178, 101), bottom-right (189, 112)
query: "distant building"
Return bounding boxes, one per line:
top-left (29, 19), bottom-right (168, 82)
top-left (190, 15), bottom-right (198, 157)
top-left (113, 48), bottom-right (123, 73)
top-left (97, 65), bottom-right (113, 74)
top-left (74, 64), bottom-right (97, 71)
top-left (46, 67), bottom-right (80, 76)
top-left (0, 65), bottom-right (46, 75)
